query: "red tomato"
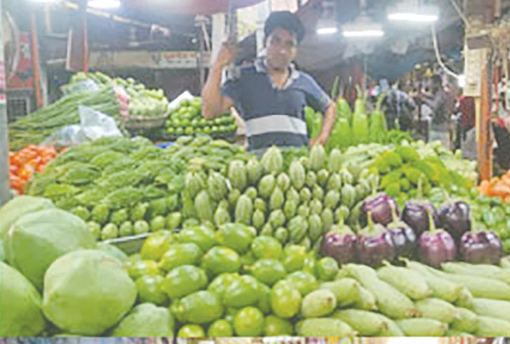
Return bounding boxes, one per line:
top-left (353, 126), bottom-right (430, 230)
top-left (10, 154), bottom-right (22, 166)
top-left (9, 175), bottom-right (22, 190)
top-left (18, 168), bottom-right (33, 182)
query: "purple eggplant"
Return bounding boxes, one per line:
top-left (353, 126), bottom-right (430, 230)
top-left (460, 231), bottom-right (503, 264)
top-left (418, 209), bottom-right (457, 268)
top-left (356, 212), bottom-right (396, 266)
top-left (438, 201), bottom-right (471, 242)
top-left (321, 228), bottom-right (357, 265)
top-left (387, 205), bottom-right (416, 259)
top-left (360, 193), bottom-right (398, 227)
top-left (402, 200), bottom-right (440, 237)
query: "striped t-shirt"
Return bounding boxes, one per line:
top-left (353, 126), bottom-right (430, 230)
top-left (222, 58), bottom-right (332, 154)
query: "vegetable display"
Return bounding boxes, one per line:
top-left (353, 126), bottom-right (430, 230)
top-left (25, 136), bottom-right (251, 240)
top-left (4, 92), bottom-right (510, 338)
top-left (3, 199), bottom-right (510, 337)
top-left (8, 72), bottom-right (170, 150)
top-left (165, 97), bottom-right (237, 138)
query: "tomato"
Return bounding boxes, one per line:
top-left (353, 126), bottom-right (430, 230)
top-left (9, 175), bottom-right (22, 190)
top-left (18, 168), bottom-right (33, 182)
top-left (26, 157), bottom-right (41, 169)
top-left (10, 154), bottom-right (23, 166)
top-left (9, 165), bottom-right (18, 174)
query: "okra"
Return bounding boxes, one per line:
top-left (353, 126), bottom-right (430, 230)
top-left (475, 316), bottom-right (510, 336)
top-left (451, 307), bottom-right (479, 333)
top-left (472, 298), bottom-right (510, 323)
top-left (405, 261), bottom-right (462, 303)
top-left (415, 298), bottom-right (459, 324)
top-left (377, 264), bottom-right (432, 300)
top-left (343, 264), bottom-right (420, 319)
top-left (319, 278), bottom-right (360, 308)
top-left (396, 318), bottom-right (448, 336)
top-left (442, 262), bottom-right (510, 285)
top-left (332, 310), bottom-right (389, 336)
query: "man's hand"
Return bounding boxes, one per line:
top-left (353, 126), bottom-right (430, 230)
top-left (214, 40), bottom-right (238, 70)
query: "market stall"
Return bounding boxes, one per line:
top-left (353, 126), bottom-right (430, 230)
top-left (2, 0), bottom-right (510, 340)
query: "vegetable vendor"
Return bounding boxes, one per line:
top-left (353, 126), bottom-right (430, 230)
top-left (202, 11), bottom-right (337, 155)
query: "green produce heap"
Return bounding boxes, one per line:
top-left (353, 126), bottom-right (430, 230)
top-left (8, 72), bottom-right (169, 151)
top-left (23, 135), bottom-right (508, 251)
top-left (165, 97), bottom-right (237, 138)
top-left (2, 209), bottom-right (510, 337)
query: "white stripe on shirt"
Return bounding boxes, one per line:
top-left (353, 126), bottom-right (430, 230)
top-left (245, 115), bottom-right (308, 138)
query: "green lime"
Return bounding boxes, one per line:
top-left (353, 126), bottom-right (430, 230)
top-left (177, 325), bottom-right (205, 338)
top-left (207, 319), bottom-right (233, 337)
top-left (135, 275), bottom-right (168, 306)
top-left (264, 315), bottom-right (294, 336)
top-left (127, 260), bottom-right (161, 280)
top-left (234, 307), bottom-right (264, 336)
top-left (251, 236), bottom-right (282, 259)
top-left (162, 265), bottom-right (208, 299)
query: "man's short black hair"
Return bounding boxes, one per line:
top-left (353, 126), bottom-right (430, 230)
top-left (264, 11), bottom-right (305, 44)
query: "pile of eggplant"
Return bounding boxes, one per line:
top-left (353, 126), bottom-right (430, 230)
top-left (321, 192), bottom-right (504, 268)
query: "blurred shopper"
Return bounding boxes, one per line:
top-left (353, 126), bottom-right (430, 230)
top-left (423, 75), bottom-right (451, 148)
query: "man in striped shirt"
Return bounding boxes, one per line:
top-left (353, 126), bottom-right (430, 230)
top-left (202, 11), bottom-right (337, 154)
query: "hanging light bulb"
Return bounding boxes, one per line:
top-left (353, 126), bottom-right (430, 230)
top-left (388, 0), bottom-right (439, 23)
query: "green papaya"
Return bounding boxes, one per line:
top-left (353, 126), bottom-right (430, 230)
top-left (178, 225), bottom-right (216, 252)
top-left (162, 265), bottom-right (208, 299)
top-left (216, 223), bottom-right (255, 254)
top-left (159, 243), bottom-right (203, 272)
top-left (201, 246), bottom-right (241, 276)
top-left (172, 291), bottom-right (223, 325)
top-left (281, 245), bottom-right (307, 273)
top-left (251, 236), bottom-right (282, 259)
top-left (286, 271), bottom-right (319, 296)
top-left (248, 259), bottom-right (286, 286)
top-left (224, 275), bottom-right (260, 308)
top-left (271, 280), bottom-right (302, 319)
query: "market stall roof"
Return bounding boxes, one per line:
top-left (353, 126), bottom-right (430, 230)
top-left (122, 0), bottom-right (265, 15)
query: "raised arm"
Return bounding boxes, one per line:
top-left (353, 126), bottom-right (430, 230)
top-left (201, 41), bottom-right (236, 119)
top-left (315, 102), bottom-right (337, 146)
